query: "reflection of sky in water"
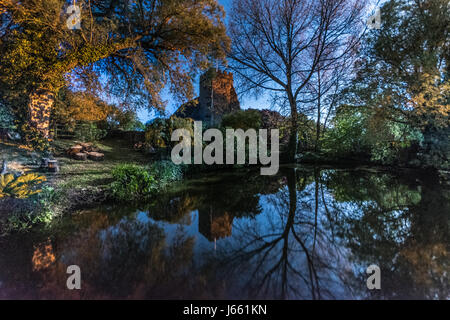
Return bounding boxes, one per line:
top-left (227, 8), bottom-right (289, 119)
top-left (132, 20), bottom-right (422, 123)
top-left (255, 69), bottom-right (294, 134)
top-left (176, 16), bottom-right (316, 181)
top-left (0, 168), bottom-right (448, 299)
top-left (95, 182), bottom-right (360, 299)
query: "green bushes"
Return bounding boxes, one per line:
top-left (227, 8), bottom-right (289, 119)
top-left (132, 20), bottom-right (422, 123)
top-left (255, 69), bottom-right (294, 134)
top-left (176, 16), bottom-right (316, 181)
top-left (7, 206), bottom-right (54, 232)
top-left (321, 106), bottom-right (372, 158)
top-left (107, 109), bottom-right (145, 131)
top-left (75, 122), bottom-right (107, 142)
top-left (148, 160), bottom-right (183, 185)
top-left (221, 109), bottom-right (262, 130)
top-left (5, 186), bottom-right (58, 232)
top-left (321, 105), bottom-right (423, 164)
top-left (145, 117), bottom-right (194, 150)
top-left (110, 161), bottom-right (183, 202)
top-left (110, 164), bottom-right (156, 201)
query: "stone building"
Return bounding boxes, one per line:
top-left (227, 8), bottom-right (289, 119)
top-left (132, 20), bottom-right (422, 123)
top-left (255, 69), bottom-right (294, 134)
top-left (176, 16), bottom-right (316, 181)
top-left (173, 69), bottom-right (240, 125)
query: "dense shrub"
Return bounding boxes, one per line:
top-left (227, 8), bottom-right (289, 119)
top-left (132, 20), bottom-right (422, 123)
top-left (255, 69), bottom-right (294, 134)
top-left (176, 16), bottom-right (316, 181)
top-left (110, 164), bottom-right (156, 202)
top-left (5, 186), bottom-right (58, 232)
top-left (75, 122), bottom-right (107, 142)
top-left (145, 118), bottom-right (168, 149)
top-left (145, 117), bottom-right (194, 150)
top-left (110, 161), bottom-right (183, 202)
top-left (107, 109), bottom-right (145, 131)
top-left (221, 109), bottom-right (262, 130)
top-left (321, 106), bottom-right (372, 158)
top-left (322, 105), bottom-right (422, 164)
top-left (148, 160), bottom-right (183, 186)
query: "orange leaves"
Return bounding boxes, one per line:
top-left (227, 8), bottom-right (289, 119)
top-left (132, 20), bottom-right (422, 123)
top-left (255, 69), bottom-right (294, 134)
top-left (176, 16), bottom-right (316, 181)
top-left (409, 74), bottom-right (450, 128)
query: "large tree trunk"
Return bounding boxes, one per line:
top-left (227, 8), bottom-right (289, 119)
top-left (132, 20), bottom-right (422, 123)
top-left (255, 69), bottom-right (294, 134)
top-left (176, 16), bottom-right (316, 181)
top-left (287, 101), bottom-right (298, 163)
top-left (28, 89), bottom-right (54, 139)
top-left (315, 71), bottom-right (322, 152)
top-left (287, 121), bottom-right (298, 163)
top-left (315, 102), bottom-right (321, 152)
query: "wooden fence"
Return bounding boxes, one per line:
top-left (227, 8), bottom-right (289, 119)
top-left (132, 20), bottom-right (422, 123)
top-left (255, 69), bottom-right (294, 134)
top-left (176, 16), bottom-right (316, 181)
top-left (53, 123), bottom-right (76, 139)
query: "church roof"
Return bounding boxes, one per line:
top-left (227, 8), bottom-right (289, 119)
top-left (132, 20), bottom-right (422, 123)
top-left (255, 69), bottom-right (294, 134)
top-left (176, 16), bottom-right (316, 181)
top-left (172, 98), bottom-right (202, 120)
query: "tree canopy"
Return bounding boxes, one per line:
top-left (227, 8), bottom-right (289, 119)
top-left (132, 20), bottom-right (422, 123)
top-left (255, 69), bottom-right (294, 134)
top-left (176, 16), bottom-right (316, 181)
top-left (346, 0), bottom-right (450, 167)
top-left (350, 0), bottom-right (450, 128)
top-left (228, 0), bottom-right (367, 161)
top-left (0, 0), bottom-right (229, 133)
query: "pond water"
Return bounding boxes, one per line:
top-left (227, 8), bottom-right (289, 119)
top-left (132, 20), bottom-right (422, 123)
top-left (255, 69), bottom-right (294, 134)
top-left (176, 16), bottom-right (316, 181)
top-left (0, 166), bottom-right (449, 299)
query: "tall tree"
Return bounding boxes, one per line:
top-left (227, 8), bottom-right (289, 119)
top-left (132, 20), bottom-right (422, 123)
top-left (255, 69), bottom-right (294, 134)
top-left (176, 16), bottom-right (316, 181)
top-left (228, 0), bottom-right (367, 162)
top-left (0, 0), bottom-right (229, 139)
top-left (302, 56), bottom-right (355, 151)
top-left (349, 0), bottom-right (450, 167)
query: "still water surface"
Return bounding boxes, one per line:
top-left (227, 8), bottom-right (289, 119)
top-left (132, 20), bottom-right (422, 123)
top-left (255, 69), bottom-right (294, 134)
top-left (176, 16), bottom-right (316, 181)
top-left (0, 166), bottom-right (449, 299)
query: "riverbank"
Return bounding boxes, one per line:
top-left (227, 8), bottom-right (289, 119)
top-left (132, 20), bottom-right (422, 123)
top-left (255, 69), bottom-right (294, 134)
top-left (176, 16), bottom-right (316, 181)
top-left (1, 165), bottom-right (448, 299)
top-left (0, 138), bottom-right (149, 233)
top-left (297, 150), bottom-right (450, 174)
top-left (2, 139), bottom-right (449, 234)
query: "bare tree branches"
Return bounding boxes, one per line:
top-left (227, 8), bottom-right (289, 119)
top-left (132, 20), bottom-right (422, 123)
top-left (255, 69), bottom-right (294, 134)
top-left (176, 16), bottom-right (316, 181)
top-left (228, 0), bottom-right (367, 159)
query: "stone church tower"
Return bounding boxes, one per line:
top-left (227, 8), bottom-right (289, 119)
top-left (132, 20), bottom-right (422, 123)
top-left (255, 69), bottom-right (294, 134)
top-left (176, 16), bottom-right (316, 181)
top-left (199, 69), bottom-right (240, 125)
top-left (173, 69), bottom-right (240, 125)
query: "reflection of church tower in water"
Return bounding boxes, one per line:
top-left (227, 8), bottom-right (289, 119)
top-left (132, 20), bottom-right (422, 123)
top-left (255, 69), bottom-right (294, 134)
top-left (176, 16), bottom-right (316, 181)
top-left (198, 206), bottom-right (235, 242)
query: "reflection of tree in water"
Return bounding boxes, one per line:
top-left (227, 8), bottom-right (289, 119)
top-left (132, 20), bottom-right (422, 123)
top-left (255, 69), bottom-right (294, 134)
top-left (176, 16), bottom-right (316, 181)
top-left (0, 209), bottom-right (209, 299)
top-left (0, 168), bottom-right (448, 299)
top-left (202, 168), bottom-right (449, 300)
top-left (202, 168), bottom-right (351, 299)
top-left (0, 171), bottom-right (286, 299)
top-left (145, 171), bottom-right (284, 242)
top-left (324, 170), bottom-right (450, 299)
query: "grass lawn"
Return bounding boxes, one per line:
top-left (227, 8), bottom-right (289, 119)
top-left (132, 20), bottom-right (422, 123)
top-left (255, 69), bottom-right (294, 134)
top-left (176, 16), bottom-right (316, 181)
top-left (51, 138), bottom-right (149, 190)
top-left (1, 138), bottom-right (149, 191)
top-left (0, 138), bottom-right (150, 230)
